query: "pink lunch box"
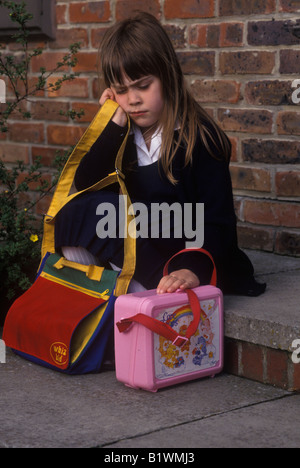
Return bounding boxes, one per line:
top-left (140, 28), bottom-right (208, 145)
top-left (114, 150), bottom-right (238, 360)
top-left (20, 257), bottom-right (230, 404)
top-left (114, 285), bottom-right (224, 392)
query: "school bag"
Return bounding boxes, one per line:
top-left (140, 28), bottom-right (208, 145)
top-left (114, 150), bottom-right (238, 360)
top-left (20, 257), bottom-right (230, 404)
top-left (3, 99), bottom-right (136, 374)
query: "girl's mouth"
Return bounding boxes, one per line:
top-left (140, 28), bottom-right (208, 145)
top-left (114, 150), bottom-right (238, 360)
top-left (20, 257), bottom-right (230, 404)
top-left (130, 111), bottom-right (147, 117)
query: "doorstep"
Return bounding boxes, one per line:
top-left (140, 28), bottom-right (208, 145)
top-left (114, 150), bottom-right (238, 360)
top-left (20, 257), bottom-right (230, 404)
top-left (224, 250), bottom-right (300, 392)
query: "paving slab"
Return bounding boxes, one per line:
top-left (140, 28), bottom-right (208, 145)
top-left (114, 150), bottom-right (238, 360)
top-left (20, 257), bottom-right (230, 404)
top-left (0, 347), bottom-right (292, 448)
top-left (107, 394), bottom-right (300, 449)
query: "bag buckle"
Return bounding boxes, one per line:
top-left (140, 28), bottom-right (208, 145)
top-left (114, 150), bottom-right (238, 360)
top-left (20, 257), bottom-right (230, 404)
top-left (115, 167), bottom-right (125, 180)
top-left (172, 336), bottom-right (189, 347)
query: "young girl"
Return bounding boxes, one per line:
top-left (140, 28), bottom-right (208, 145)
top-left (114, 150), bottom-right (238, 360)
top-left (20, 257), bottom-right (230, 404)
top-left (55, 12), bottom-right (266, 297)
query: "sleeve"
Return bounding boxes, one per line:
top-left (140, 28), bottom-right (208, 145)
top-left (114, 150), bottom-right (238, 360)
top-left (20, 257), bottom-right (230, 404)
top-left (74, 120), bottom-right (128, 191)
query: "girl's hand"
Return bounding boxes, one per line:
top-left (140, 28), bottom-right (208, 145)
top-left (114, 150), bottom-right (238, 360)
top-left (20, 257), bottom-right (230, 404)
top-left (99, 88), bottom-right (127, 127)
top-left (156, 269), bottom-right (200, 294)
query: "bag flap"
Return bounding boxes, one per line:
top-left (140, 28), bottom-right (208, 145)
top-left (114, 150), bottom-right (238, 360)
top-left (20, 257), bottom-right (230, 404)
top-left (3, 254), bottom-right (118, 370)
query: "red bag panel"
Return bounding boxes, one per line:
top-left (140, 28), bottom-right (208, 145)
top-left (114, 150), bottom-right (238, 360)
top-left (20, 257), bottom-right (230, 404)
top-left (3, 276), bottom-right (105, 369)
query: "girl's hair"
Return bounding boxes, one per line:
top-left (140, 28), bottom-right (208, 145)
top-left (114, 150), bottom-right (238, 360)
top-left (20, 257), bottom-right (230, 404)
top-left (99, 12), bottom-right (231, 184)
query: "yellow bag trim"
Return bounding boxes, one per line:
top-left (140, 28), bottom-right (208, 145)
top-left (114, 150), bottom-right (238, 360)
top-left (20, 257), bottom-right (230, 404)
top-left (70, 302), bottom-right (108, 364)
top-left (53, 257), bottom-right (104, 282)
top-left (41, 99), bottom-right (136, 297)
top-left (40, 272), bottom-right (110, 300)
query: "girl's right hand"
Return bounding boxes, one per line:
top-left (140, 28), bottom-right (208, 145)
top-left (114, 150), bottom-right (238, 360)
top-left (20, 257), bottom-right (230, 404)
top-left (99, 88), bottom-right (127, 127)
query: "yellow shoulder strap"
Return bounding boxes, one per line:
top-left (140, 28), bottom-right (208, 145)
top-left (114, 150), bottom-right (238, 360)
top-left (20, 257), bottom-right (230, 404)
top-left (41, 99), bottom-right (136, 296)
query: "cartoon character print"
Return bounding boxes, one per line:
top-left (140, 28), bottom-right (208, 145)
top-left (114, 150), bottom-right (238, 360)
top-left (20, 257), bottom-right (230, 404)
top-left (155, 299), bottom-right (219, 379)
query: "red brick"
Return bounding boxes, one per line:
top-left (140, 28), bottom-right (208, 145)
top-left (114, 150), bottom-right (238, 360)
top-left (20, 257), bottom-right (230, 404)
top-left (243, 200), bottom-right (300, 228)
top-left (164, 24), bottom-right (187, 49)
top-left (5, 76), bottom-right (45, 99)
top-left (17, 172), bottom-right (52, 191)
top-left (266, 348), bottom-right (289, 390)
top-left (31, 52), bottom-right (69, 73)
top-left (69, 2), bottom-right (111, 23)
top-left (245, 80), bottom-right (293, 106)
top-left (165, 0), bottom-right (214, 19)
top-left (49, 28), bottom-right (89, 50)
top-left (55, 4), bottom-right (67, 25)
top-left (73, 52), bottom-right (98, 73)
top-left (32, 146), bottom-right (67, 167)
top-left (116, 0), bottom-right (161, 20)
top-left (191, 79), bottom-right (241, 104)
top-left (8, 122), bottom-right (44, 144)
top-left (47, 77), bottom-right (89, 99)
top-left (292, 362), bottom-right (300, 392)
top-left (177, 51), bottom-right (215, 76)
top-left (91, 27), bottom-right (109, 49)
top-left (230, 165), bottom-right (271, 192)
top-left (219, 22), bottom-right (244, 47)
top-left (189, 25), bottom-right (208, 48)
top-left (220, 51), bottom-right (275, 75)
top-left (277, 111), bottom-right (300, 136)
top-left (207, 25), bottom-right (220, 48)
top-left (220, 0), bottom-right (275, 15)
top-left (275, 170), bottom-right (300, 197)
top-left (218, 108), bottom-right (273, 134)
top-left (241, 342), bottom-right (264, 382)
top-left (279, 0), bottom-right (300, 12)
top-left (280, 50), bottom-right (300, 74)
top-left (30, 100), bottom-right (69, 122)
top-left (72, 102), bottom-right (100, 123)
top-left (237, 224), bottom-right (274, 252)
top-left (189, 22), bottom-right (244, 48)
top-left (248, 20), bottom-right (300, 46)
top-left (242, 139), bottom-right (300, 164)
top-left (47, 125), bottom-right (86, 146)
top-left (0, 143), bottom-right (29, 163)
top-left (224, 338), bottom-right (239, 375)
top-left (275, 230), bottom-right (300, 256)
top-left (229, 136), bottom-right (238, 162)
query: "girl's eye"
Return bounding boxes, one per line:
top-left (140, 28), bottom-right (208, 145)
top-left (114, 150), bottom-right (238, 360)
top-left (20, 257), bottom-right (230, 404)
top-left (115, 89), bottom-right (127, 95)
top-left (138, 83), bottom-right (150, 90)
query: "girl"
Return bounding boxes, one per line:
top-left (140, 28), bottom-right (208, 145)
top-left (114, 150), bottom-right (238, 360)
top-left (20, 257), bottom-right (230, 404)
top-left (55, 12), bottom-right (266, 297)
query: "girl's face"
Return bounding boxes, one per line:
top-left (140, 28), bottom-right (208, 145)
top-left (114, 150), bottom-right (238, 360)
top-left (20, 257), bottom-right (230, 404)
top-left (111, 75), bottom-right (164, 130)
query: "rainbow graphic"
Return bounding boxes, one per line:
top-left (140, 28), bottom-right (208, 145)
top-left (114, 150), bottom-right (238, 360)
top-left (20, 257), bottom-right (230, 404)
top-left (155, 302), bottom-right (216, 379)
top-left (163, 304), bottom-right (208, 329)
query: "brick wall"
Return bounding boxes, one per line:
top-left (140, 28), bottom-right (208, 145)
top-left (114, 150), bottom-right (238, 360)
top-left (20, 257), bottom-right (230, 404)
top-left (1, 0), bottom-right (300, 256)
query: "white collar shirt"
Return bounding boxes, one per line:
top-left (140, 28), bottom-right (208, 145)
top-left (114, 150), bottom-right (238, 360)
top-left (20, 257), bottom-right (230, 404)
top-left (131, 124), bottom-right (162, 166)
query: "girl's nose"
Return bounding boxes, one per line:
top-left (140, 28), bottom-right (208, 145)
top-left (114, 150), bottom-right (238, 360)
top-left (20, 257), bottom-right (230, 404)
top-left (127, 89), bottom-right (141, 106)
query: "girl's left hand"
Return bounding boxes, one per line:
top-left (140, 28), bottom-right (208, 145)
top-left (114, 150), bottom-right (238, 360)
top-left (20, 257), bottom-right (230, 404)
top-left (99, 88), bottom-right (127, 127)
top-left (156, 269), bottom-right (200, 294)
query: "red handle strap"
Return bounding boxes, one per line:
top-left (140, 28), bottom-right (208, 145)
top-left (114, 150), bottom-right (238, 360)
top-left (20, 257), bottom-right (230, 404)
top-left (116, 289), bottom-right (207, 348)
top-left (163, 248), bottom-right (217, 287)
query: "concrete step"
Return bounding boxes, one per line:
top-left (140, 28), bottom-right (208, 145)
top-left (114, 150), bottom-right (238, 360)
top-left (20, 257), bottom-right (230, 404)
top-left (224, 250), bottom-right (300, 391)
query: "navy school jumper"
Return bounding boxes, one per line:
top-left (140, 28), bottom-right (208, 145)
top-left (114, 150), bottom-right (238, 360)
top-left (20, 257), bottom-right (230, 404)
top-left (55, 120), bottom-right (266, 296)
